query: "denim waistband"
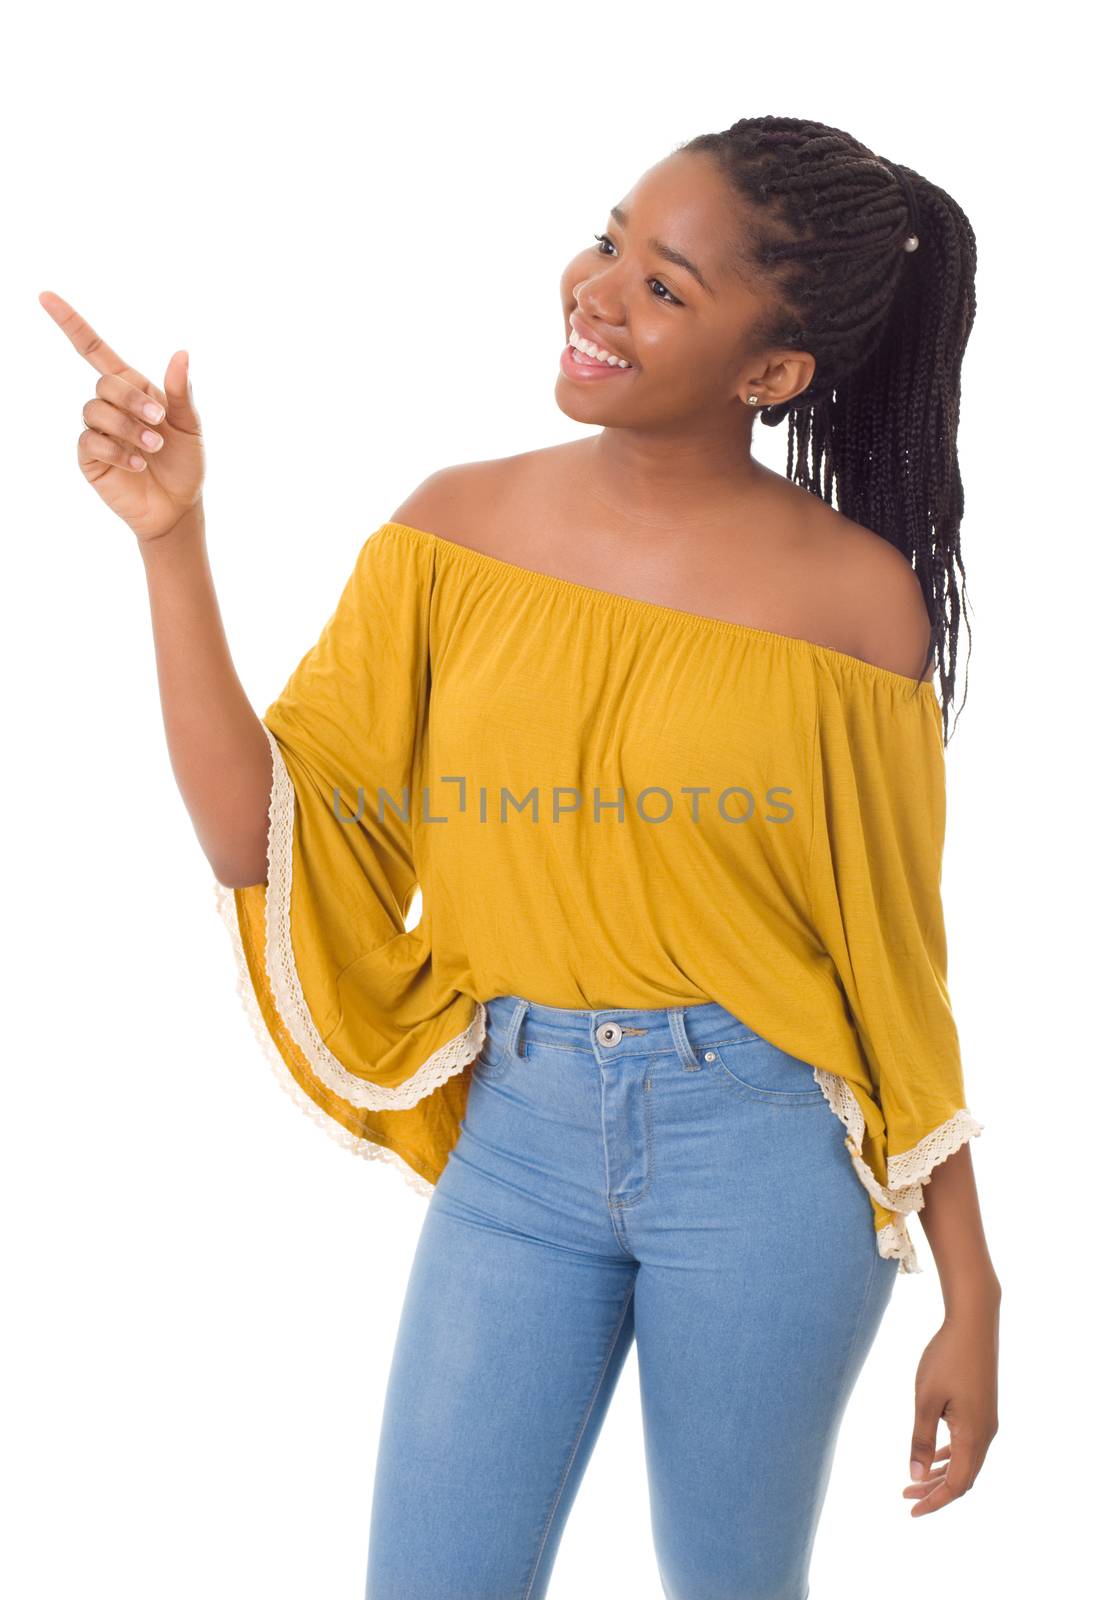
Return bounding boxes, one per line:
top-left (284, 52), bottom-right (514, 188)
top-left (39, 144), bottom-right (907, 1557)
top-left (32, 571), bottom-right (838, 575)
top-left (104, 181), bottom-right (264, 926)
top-left (480, 992), bottom-right (758, 1068)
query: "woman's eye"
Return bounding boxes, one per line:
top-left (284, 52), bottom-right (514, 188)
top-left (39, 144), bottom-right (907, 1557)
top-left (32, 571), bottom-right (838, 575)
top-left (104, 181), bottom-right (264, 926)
top-left (591, 233), bottom-right (682, 305)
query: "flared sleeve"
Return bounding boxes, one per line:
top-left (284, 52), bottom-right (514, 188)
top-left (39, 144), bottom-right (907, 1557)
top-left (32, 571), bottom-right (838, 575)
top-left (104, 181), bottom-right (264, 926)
top-left (212, 524), bottom-right (484, 1190)
top-left (808, 670), bottom-right (984, 1272)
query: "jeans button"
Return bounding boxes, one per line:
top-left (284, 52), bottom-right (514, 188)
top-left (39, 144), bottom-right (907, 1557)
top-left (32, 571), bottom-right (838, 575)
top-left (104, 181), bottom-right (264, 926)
top-left (595, 1021), bottom-right (623, 1047)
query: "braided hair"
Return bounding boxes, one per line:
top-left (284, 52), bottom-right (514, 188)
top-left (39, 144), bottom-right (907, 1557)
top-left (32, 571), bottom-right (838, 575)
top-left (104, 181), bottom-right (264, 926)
top-left (677, 116), bottom-right (978, 741)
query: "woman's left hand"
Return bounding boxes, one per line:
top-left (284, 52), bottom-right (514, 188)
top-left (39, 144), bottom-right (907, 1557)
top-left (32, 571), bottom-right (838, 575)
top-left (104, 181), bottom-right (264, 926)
top-left (904, 1302), bottom-right (1000, 1516)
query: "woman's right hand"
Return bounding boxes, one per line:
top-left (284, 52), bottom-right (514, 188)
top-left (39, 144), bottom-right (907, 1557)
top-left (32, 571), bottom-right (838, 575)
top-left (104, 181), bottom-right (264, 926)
top-left (40, 290), bottom-right (206, 545)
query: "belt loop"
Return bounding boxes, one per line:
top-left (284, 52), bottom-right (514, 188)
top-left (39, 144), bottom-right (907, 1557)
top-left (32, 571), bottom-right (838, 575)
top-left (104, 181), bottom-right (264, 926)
top-left (507, 995), bottom-right (531, 1057)
top-left (669, 1007), bottom-right (702, 1072)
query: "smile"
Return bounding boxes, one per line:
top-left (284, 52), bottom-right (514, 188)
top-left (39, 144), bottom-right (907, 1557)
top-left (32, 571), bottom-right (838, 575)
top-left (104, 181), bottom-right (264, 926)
top-left (567, 330), bottom-right (632, 368)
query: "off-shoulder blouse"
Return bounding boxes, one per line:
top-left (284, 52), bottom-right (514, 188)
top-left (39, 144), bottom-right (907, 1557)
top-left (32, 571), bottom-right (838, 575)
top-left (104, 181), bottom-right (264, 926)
top-left (214, 520), bottom-right (984, 1274)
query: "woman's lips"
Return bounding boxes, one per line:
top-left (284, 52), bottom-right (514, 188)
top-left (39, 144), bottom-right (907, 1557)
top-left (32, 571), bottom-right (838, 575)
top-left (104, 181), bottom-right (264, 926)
top-left (559, 342), bottom-right (637, 381)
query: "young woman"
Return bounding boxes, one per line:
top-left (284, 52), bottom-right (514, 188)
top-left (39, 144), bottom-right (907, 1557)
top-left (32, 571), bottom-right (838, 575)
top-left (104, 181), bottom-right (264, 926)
top-left (45, 113), bottom-right (1000, 1600)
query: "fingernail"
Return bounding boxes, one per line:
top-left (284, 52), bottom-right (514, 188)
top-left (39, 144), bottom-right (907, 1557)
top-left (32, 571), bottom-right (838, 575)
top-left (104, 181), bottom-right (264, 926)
top-left (910, 1460), bottom-right (926, 1479)
top-left (143, 402), bottom-right (164, 423)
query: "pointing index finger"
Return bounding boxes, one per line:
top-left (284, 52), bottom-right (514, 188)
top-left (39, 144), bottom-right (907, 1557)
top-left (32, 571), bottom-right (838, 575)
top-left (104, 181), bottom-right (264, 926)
top-left (38, 290), bottom-right (142, 384)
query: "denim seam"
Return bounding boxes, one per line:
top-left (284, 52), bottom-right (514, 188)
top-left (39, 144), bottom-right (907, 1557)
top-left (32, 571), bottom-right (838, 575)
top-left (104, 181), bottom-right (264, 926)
top-left (834, 1239), bottom-right (880, 1411)
top-left (520, 1280), bottom-right (636, 1600)
top-left (609, 1065), bottom-right (656, 1211)
top-left (783, 1244), bottom-right (881, 1590)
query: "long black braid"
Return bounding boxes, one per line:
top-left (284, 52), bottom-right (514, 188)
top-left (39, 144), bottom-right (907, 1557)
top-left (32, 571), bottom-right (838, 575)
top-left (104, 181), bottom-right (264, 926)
top-left (677, 116), bottom-right (978, 742)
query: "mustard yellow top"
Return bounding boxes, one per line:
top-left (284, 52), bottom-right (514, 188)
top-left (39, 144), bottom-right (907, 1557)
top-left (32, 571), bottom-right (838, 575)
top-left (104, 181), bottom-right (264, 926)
top-left (214, 519), bottom-right (984, 1274)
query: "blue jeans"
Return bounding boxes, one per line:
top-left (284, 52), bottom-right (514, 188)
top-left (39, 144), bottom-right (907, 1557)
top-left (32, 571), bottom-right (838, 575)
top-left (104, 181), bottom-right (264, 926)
top-left (365, 994), bottom-right (897, 1600)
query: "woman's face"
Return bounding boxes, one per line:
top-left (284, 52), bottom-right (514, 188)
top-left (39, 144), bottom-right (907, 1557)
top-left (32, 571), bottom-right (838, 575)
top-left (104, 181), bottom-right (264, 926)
top-left (557, 151), bottom-right (814, 433)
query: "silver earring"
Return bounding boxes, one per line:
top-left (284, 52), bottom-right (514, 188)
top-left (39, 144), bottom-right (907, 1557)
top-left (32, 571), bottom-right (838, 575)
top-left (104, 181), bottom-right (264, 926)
top-left (746, 395), bottom-right (759, 406)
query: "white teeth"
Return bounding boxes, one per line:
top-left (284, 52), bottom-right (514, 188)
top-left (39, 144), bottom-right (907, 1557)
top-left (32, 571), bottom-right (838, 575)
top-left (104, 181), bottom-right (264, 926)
top-left (568, 331), bottom-right (630, 368)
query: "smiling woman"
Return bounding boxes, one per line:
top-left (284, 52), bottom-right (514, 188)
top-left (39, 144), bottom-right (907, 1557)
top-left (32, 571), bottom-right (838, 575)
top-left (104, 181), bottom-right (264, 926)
top-left (555, 124), bottom-right (974, 737)
top-left (50, 103), bottom-right (997, 1600)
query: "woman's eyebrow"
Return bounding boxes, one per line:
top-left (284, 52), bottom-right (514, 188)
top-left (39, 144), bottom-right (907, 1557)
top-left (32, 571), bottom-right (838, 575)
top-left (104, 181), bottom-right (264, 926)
top-left (610, 204), bottom-right (715, 296)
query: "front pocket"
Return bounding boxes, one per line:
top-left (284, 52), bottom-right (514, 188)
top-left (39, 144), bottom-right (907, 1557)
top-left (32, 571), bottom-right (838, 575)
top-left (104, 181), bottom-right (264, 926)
top-left (470, 1027), bottom-right (514, 1082)
top-left (707, 1037), bottom-right (826, 1105)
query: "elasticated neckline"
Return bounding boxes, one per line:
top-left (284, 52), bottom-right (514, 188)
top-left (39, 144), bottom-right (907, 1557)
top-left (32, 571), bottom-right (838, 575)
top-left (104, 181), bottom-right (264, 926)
top-left (382, 520), bottom-right (939, 694)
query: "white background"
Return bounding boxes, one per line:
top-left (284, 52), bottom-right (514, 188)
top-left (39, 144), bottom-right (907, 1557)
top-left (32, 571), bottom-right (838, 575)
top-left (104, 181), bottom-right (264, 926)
top-left (3, 1), bottom-right (1112, 1595)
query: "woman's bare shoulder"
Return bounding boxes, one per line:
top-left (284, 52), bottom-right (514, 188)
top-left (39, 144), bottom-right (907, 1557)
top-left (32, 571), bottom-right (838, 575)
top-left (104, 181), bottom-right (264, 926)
top-left (388, 444), bottom-right (573, 555)
top-left (808, 503), bottom-right (934, 681)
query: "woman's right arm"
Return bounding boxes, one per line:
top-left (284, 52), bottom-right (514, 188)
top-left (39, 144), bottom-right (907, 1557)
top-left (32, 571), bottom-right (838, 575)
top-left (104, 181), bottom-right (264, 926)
top-left (140, 507), bottom-right (273, 887)
top-left (40, 290), bottom-right (272, 888)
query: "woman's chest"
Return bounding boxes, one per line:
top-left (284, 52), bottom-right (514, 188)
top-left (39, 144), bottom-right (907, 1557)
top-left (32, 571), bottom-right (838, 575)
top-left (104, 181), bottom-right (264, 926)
top-left (424, 616), bottom-right (817, 844)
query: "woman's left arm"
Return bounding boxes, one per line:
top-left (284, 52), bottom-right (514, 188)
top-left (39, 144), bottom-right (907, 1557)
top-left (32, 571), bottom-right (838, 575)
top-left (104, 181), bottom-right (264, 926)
top-left (904, 1145), bottom-right (1001, 1515)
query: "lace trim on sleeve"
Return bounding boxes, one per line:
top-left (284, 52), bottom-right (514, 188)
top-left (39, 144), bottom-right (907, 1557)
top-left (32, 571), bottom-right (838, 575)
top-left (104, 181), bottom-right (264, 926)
top-left (213, 872), bottom-right (436, 1195)
top-left (214, 722), bottom-right (485, 1130)
top-left (811, 1066), bottom-right (984, 1275)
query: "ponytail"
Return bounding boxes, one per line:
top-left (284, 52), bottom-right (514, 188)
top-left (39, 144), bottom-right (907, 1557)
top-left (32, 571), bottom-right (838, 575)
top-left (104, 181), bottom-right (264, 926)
top-left (679, 116), bottom-right (979, 741)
